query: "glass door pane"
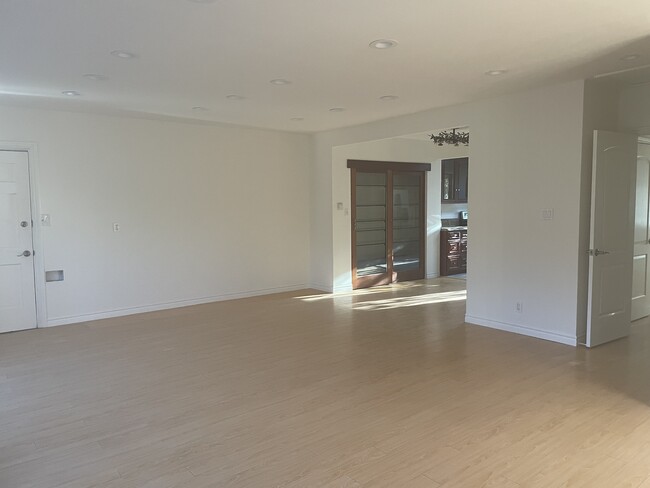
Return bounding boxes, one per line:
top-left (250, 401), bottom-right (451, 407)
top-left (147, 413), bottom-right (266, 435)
top-left (393, 172), bottom-right (422, 276)
top-left (355, 172), bottom-right (388, 278)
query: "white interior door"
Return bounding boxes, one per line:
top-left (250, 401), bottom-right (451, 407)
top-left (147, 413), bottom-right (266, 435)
top-left (632, 144), bottom-right (650, 321)
top-left (586, 130), bottom-right (638, 347)
top-left (0, 150), bottom-right (37, 333)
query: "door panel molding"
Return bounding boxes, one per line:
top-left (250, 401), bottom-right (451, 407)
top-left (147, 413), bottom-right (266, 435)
top-left (0, 142), bottom-right (46, 329)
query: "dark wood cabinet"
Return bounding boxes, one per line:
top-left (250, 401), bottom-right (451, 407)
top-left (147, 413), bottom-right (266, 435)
top-left (440, 228), bottom-right (467, 276)
top-left (441, 157), bottom-right (468, 203)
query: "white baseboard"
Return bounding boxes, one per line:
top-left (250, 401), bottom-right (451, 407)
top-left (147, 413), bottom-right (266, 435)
top-left (45, 284), bottom-right (309, 327)
top-left (426, 272), bottom-right (440, 279)
top-left (308, 282), bottom-right (333, 293)
top-left (465, 314), bottom-right (578, 346)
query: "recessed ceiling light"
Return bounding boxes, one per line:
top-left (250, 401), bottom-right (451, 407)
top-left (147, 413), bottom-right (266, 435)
top-left (192, 106), bottom-right (209, 111)
top-left (226, 94), bottom-right (245, 100)
top-left (290, 117), bottom-right (304, 121)
top-left (620, 54), bottom-right (640, 61)
top-left (270, 79), bottom-right (292, 85)
top-left (379, 95), bottom-right (399, 101)
top-left (485, 69), bottom-right (508, 76)
top-left (369, 39), bottom-right (398, 49)
top-left (62, 90), bottom-right (81, 96)
top-left (329, 107), bottom-right (345, 113)
top-left (110, 50), bottom-right (137, 59)
top-left (83, 74), bottom-right (108, 81)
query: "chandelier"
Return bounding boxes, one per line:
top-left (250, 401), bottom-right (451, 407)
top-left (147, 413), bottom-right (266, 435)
top-left (429, 128), bottom-right (469, 146)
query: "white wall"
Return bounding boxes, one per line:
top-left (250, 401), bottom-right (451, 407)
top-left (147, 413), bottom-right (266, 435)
top-left (0, 105), bottom-right (312, 325)
top-left (619, 82), bottom-right (650, 135)
top-left (441, 202), bottom-right (468, 219)
top-left (464, 83), bottom-right (585, 345)
top-left (313, 80), bottom-right (587, 345)
top-left (309, 136), bottom-right (334, 291)
top-left (330, 137), bottom-right (468, 291)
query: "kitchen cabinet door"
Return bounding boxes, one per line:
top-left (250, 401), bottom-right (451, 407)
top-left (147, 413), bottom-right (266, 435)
top-left (441, 157), bottom-right (468, 203)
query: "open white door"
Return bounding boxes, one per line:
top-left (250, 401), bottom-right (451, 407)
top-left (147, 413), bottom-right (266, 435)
top-left (0, 150), bottom-right (37, 333)
top-left (586, 130), bottom-right (638, 347)
top-left (632, 144), bottom-right (650, 321)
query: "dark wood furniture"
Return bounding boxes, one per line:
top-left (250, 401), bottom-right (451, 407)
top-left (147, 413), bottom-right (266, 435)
top-left (440, 228), bottom-right (467, 276)
top-left (348, 160), bottom-right (431, 289)
top-left (441, 157), bottom-right (468, 203)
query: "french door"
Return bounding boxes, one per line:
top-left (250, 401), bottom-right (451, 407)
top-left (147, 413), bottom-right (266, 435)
top-left (348, 160), bottom-right (430, 289)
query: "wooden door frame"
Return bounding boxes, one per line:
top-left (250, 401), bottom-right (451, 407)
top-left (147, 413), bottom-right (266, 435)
top-left (348, 160), bottom-right (431, 289)
top-left (0, 142), bottom-right (47, 328)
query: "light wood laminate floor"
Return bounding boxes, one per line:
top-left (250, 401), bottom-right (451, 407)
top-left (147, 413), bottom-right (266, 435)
top-left (2, 278), bottom-right (650, 487)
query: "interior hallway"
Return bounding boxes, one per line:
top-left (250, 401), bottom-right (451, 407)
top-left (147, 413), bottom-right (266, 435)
top-left (2, 278), bottom-right (650, 487)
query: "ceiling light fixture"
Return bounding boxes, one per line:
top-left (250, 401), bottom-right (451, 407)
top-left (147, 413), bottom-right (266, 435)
top-left (430, 128), bottom-right (469, 146)
top-left (369, 39), bottom-right (398, 49)
top-left (329, 107), bottom-right (345, 112)
top-left (62, 90), bottom-right (81, 96)
top-left (379, 95), bottom-right (399, 101)
top-left (620, 54), bottom-right (640, 61)
top-left (485, 69), bottom-right (508, 76)
top-left (290, 117), bottom-right (304, 121)
top-left (270, 79), bottom-right (291, 85)
top-left (83, 74), bottom-right (108, 81)
top-left (110, 50), bottom-right (137, 59)
top-left (226, 94), bottom-right (245, 100)
top-left (192, 106), bottom-right (209, 111)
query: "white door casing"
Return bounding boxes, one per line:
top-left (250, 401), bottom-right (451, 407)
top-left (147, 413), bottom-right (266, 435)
top-left (586, 130), bottom-right (638, 347)
top-left (0, 150), bottom-right (37, 333)
top-left (632, 146), bottom-right (650, 321)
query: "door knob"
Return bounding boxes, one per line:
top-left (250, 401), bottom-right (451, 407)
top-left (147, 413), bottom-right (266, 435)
top-left (18, 250), bottom-right (31, 257)
top-left (587, 248), bottom-right (609, 256)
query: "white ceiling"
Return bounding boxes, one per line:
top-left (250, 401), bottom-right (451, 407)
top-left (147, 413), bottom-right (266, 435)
top-left (1, 0), bottom-right (649, 133)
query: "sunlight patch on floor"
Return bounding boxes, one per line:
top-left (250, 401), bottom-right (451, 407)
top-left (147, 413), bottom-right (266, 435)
top-left (295, 282), bottom-right (439, 302)
top-left (353, 290), bottom-right (467, 311)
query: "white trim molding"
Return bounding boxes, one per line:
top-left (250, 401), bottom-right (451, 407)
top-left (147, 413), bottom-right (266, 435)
top-left (309, 282), bottom-right (334, 293)
top-left (46, 284), bottom-right (309, 327)
top-left (465, 314), bottom-right (578, 347)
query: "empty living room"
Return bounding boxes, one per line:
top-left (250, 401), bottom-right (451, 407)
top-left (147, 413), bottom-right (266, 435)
top-left (2, 1), bottom-right (650, 487)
